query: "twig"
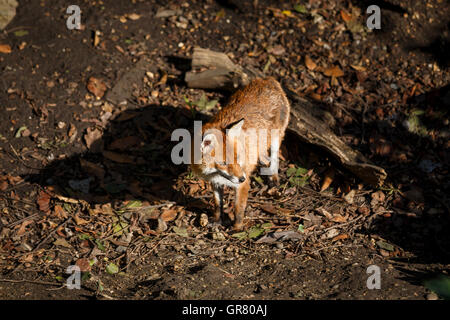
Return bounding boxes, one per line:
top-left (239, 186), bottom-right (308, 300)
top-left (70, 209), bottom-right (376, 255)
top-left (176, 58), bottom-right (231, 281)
top-left (311, 244), bottom-right (362, 255)
top-left (0, 278), bottom-right (65, 287)
top-left (32, 217), bottom-right (73, 252)
top-left (7, 213), bottom-right (41, 228)
top-left (322, 215), bottom-right (365, 232)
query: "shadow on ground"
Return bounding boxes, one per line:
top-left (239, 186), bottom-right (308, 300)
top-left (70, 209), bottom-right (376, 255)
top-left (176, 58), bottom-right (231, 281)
top-left (25, 104), bottom-right (209, 212)
top-left (364, 85), bottom-right (450, 270)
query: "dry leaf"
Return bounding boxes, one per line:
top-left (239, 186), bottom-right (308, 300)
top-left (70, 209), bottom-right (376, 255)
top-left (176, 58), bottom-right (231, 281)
top-left (75, 258), bottom-right (91, 272)
top-left (340, 10), bottom-right (352, 22)
top-left (17, 220), bottom-right (34, 236)
top-left (53, 204), bottom-right (68, 219)
top-left (304, 55), bottom-right (317, 70)
top-left (323, 65), bottom-right (344, 77)
top-left (0, 44), bottom-right (12, 53)
top-left (332, 234), bottom-right (349, 242)
top-left (74, 214), bottom-right (89, 225)
top-left (87, 77), bottom-right (107, 99)
top-left (80, 159), bottom-right (105, 180)
top-left (343, 190), bottom-right (356, 204)
top-left (102, 150), bottom-right (135, 164)
top-left (109, 136), bottom-right (140, 150)
top-left (0, 180), bottom-right (7, 191)
top-left (68, 123), bottom-right (78, 143)
top-left (332, 214), bottom-right (347, 223)
top-left (260, 204), bottom-right (278, 215)
top-left (161, 209), bottom-right (178, 222)
top-left (93, 30), bottom-right (101, 47)
top-left (199, 213), bottom-right (209, 227)
top-left (37, 190), bottom-right (51, 213)
top-left (54, 194), bottom-right (81, 204)
top-left (351, 64), bottom-right (366, 72)
top-left (320, 168), bottom-right (335, 192)
top-left (84, 127), bottom-right (103, 153)
top-left (189, 184), bottom-right (200, 195)
top-left (54, 238), bottom-right (72, 248)
top-left (127, 13), bottom-right (141, 20)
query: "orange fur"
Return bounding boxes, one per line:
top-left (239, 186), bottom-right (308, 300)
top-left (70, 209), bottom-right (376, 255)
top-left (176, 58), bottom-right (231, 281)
top-left (191, 77), bottom-right (290, 230)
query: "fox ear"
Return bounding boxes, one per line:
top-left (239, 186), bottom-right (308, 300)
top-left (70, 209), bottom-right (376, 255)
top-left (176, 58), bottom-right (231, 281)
top-left (201, 133), bottom-right (217, 154)
top-left (227, 119), bottom-right (244, 139)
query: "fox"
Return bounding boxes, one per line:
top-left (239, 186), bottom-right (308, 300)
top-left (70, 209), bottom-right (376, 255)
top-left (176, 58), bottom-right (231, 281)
top-left (191, 77), bottom-right (291, 230)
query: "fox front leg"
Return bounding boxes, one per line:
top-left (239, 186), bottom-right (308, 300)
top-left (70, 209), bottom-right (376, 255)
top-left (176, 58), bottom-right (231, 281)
top-left (233, 179), bottom-right (250, 231)
top-left (212, 184), bottom-right (224, 223)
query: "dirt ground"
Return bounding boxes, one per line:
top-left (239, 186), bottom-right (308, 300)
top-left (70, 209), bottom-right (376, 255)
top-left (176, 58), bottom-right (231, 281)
top-left (0, 0), bottom-right (449, 300)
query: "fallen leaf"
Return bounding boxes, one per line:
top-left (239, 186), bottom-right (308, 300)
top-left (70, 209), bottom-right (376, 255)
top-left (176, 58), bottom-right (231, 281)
top-left (54, 238), bottom-right (72, 248)
top-left (93, 30), bottom-right (101, 47)
top-left (102, 150), bottom-right (135, 164)
top-left (173, 226), bottom-right (188, 237)
top-left (340, 10), bottom-right (352, 22)
top-left (68, 123), bottom-right (78, 143)
top-left (0, 44), bottom-right (12, 53)
top-left (124, 200), bottom-right (142, 209)
top-left (304, 55), bottom-right (317, 70)
top-left (75, 258), bottom-right (91, 272)
top-left (74, 214), bottom-right (89, 225)
top-left (260, 204), bottom-right (278, 215)
top-left (161, 209), bottom-right (177, 222)
top-left (87, 77), bottom-right (107, 99)
top-left (331, 214), bottom-right (347, 223)
top-left (323, 65), bottom-right (344, 77)
top-left (325, 228), bottom-right (339, 239)
top-left (320, 168), bottom-right (335, 192)
top-left (199, 213), bottom-right (209, 227)
top-left (14, 30), bottom-right (29, 37)
top-left (0, 180), bottom-right (7, 191)
top-left (15, 126), bottom-right (27, 138)
top-left (37, 190), bottom-right (51, 213)
top-left (256, 230), bottom-right (303, 243)
top-left (106, 263), bottom-right (119, 274)
top-left (127, 13), bottom-right (141, 20)
top-left (53, 205), bottom-right (68, 219)
top-left (376, 240), bottom-right (394, 252)
top-left (156, 217), bottom-right (168, 232)
top-left (84, 127), bottom-right (103, 153)
top-left (343, 190), bottom-right (356, 204)
top-left (351, 64), bottom-right (366, 72)
top-left (294, 4), bottom-right (307, 14)
top-left (17, 220), bottom-right (34, 236)
top-left (80, 159), bottom-right (105, 180)
top-left (109, 136), bottom-right (140, 150)
top-left (268, 45), bottom-right (285, 56)
top-left (332, 234), bottom-right (349, 242)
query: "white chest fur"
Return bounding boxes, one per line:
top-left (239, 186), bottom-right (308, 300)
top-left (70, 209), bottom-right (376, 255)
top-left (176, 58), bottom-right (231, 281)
top-left (208, 175), bottom-right (239, 189)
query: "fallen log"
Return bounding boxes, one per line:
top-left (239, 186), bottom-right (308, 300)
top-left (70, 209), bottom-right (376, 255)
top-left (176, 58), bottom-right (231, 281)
top-left (185, 47), bottom-right (387, 186)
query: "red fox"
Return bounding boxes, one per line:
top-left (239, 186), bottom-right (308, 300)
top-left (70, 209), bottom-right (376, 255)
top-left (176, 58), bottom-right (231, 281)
top-left (191, 77), bottom-right (291, 230)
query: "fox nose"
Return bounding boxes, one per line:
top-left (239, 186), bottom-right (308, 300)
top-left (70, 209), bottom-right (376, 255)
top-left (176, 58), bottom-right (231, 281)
top-left (239, 176), bottom-right (246, 183)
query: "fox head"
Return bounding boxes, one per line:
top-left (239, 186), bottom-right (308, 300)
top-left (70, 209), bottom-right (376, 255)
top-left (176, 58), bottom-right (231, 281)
top-left (191, 119), bottom-right (246, 187)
